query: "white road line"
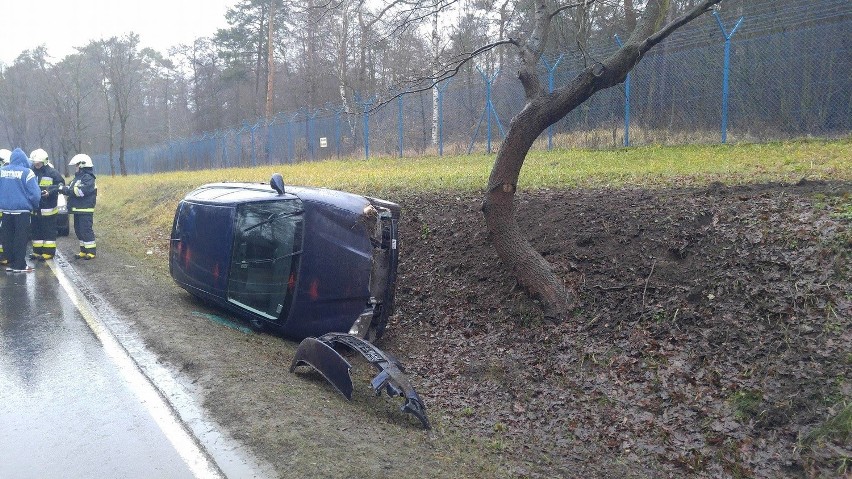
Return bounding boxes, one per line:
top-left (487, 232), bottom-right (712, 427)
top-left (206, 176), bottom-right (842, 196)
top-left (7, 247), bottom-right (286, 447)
top-left (47, 259), bottom-right (225, 479)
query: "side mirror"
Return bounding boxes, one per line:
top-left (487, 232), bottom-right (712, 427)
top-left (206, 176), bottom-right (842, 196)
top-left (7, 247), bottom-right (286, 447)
top-left (270, 173), bottom-right (285, 195)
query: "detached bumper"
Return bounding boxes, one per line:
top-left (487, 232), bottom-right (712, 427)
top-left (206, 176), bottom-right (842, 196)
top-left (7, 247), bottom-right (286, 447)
top-left (290, 333), bottom-right (430, 429)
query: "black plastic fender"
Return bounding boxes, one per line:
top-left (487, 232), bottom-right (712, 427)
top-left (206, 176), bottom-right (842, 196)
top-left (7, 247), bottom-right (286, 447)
top-left (290, 332), bottom-right (430, 429)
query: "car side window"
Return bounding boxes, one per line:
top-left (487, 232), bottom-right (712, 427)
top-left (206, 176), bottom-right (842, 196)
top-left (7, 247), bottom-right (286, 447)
top-left (227, 199), bottom-right (304, 319)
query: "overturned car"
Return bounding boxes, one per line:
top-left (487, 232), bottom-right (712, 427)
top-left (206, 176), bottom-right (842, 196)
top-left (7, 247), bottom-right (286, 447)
top-left (169, 175), bottom-right (428, 428)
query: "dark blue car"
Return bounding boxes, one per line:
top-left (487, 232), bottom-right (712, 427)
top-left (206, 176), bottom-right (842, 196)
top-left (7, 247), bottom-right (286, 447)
top-left (169, 177), bottom-right (400, 340)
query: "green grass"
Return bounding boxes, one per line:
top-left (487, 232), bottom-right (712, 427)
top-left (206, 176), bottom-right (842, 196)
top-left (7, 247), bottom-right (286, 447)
top-left (94, 139), bottom-right (851, 268)
top-left (801, 402), bottom-right (852, 476)
top-left (728, 390), bottom-right (763, 422)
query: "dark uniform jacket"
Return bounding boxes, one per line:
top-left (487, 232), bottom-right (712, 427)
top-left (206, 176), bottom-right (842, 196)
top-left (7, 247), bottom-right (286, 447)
top-left (33, 164), bottom-right (65, 215)
top-left (66, 168), bottom-right (97, 213)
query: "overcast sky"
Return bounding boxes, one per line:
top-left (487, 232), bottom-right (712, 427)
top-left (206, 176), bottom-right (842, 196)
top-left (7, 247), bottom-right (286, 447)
top-left (1, 0), bottom-right (238, 65)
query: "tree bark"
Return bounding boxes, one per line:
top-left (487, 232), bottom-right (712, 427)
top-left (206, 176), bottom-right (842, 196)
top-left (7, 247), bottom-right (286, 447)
top-left (624, 0), bottom-right (637, 31)
top-left (430, 10), bottom-right (439, 147)
top-left (265, 0), bottom-right (276, 120)
top-left (104, 88), bottom-right (116, 177)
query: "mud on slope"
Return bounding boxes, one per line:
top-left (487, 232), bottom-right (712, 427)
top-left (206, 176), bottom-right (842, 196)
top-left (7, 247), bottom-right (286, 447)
top-left (60, 180), bottom-right (850, 479)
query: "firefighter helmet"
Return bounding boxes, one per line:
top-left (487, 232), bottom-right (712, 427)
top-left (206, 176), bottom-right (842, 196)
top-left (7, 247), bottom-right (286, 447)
top-left (0, 148), bottom-right (10, 165)
top-left (69, 153), bottom-right (93, 168)
top-left (30, 148), bottom-right (49, 166)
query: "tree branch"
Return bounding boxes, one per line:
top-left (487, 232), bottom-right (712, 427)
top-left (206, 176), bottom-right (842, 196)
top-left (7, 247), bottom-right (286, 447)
top-left (639, 0), bottom-right (724, 53)
top-left (549, 0), bottom-right (596, 21)
top-left (358, 39), bottom-right (516, 111)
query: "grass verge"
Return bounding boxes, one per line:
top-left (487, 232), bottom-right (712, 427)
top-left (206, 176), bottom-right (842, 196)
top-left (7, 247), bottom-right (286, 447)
top-left (95, 139), bottom-right (850, 271)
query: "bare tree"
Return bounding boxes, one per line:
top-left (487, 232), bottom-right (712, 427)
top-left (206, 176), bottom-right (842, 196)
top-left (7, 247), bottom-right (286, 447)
top-left (48, 53), bottom-right (99, 173)
top-left (85, 34), bottom-right (156, 176)
top-left (430, 9), bottom-right (441, 147)
top-left (0, 50), bottom-right (47, 150)
top-left (100, 74), bottom-right (118, 177)
top-left (266, 0), bottom-right (277, 119)
top-left (171, 38), bottom-right (227, 133)
top-left (482, 0), bottom-right (725, 320)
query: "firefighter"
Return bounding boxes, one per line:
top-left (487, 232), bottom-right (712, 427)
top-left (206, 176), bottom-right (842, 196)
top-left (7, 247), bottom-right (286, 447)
top-left (58, 154), bottom-right (97, 259)
top-left (28, 148), bottom-right (65, 260)
top-left (0, 148), bottom-right (41, 272)
top-left (0, 148), bottom-right (10, 265)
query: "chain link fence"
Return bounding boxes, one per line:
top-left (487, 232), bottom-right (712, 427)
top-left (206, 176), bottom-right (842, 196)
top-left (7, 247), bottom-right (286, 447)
top-left (95, 1), bottom-right (851, 175)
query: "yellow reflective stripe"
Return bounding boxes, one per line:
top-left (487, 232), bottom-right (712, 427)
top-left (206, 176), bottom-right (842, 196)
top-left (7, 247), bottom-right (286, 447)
top-left (43, 241), bottom-right (57, 248)
top-left (32, 241), bottom-right (44, 247)
top-left (71, 208), bottom-right (95, 213)
top-left (82, 242), bottom-right (97, 249)
top-left (39, 178), bottom-right (54, 186)
top-left (41, 208), bottom-right (59, 215)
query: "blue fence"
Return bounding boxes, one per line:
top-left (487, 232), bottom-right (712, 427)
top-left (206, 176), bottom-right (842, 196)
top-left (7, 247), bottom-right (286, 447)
top-left (94, 2), bottom-right (851, 175)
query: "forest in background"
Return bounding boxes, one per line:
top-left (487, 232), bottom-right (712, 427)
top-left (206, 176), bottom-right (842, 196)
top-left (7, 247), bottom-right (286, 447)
top-left (0, 0), bottom-right (847, 175)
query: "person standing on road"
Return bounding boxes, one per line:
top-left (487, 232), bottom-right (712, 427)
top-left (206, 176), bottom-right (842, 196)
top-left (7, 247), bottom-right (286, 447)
top-left (58, 154), bottom-right (97, 260)
top-left (0, 148), bottom-right (41, 272)
top-left (28, 148), bottom-right (65, 260)
top-left (0, 148), bottom-right (11, 265)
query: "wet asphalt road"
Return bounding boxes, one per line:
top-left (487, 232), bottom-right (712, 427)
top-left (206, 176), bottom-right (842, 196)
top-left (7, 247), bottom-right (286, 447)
top-left (0, 259), bottom-right (212, 479)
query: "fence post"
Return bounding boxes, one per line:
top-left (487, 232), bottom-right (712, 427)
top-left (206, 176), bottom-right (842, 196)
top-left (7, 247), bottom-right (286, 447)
top-left (468, 68), bottom-right (505, 154)
top-left (436, 79), bottom-right (451, 156)
top-left (714, 11), bottom-right (744, 144)
top-left (541, 55), bottom-right (564, 150)
top-left (614, 35), bottom-right (631, 147)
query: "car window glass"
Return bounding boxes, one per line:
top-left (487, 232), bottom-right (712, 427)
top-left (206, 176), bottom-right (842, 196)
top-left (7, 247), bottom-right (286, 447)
top-left (228, 199), bottom-right (303, 320)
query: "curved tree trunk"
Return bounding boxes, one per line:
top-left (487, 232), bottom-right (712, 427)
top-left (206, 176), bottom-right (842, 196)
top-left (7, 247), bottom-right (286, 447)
top-left (483, 95), bottom-right (576, 320)
top-left (483, 0), bottom-right (721, 322)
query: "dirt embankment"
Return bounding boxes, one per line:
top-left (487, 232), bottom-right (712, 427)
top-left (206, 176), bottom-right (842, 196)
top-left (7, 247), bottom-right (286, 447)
top-left (59, 180), bottom-right (850, 479)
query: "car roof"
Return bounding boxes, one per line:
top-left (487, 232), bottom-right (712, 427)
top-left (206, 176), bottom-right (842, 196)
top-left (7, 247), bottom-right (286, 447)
top-left (185, 182), bottom-right (292, 203)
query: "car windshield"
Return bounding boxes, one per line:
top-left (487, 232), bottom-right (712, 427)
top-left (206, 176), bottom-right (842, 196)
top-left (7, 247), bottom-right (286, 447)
top-left (227, 199), bottom-right (304, 320)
